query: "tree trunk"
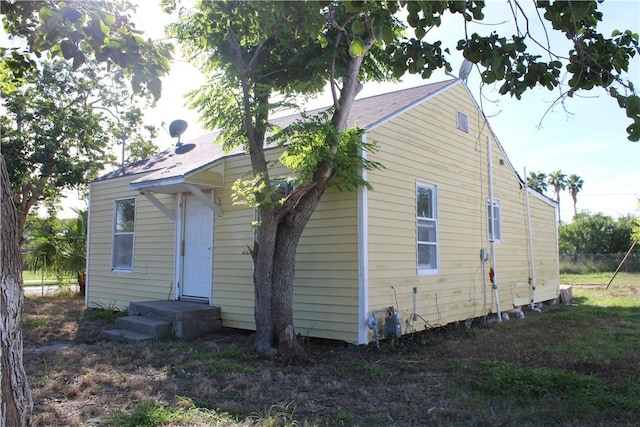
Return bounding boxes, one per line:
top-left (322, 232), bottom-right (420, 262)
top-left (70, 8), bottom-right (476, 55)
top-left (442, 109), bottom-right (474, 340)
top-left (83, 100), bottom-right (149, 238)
top-left (1, 155), bottom-right (33, 427)
top-left (253, 183), bottom-right (325, 357)
top-left (271, 185), bottom-right (324, 358)
top-left (253, 210), bottom-right (278, 356)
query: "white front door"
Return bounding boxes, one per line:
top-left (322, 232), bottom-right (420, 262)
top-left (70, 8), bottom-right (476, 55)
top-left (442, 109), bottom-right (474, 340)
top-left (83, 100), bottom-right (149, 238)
top-left (181, 194), bottom-right (213, 302)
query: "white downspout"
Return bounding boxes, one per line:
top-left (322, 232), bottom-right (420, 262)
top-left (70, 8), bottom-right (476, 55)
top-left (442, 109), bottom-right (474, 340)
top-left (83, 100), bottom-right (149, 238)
top-left (85, 183), bottom-right (92, 306)
top-left (523, 167), bottom-right (539, 311)
top-left (357, 134), bottom-right (370, 345)
top-left (174, 193), bottom-right (184, 301)
top-left (487, 136), bottom-right (502, 321)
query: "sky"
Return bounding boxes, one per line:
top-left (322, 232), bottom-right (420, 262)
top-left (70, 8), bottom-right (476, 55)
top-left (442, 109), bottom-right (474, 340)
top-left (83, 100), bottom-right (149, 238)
top-left (130, 0), bottom-right (639, 224)
top-left (8, 0), bottom-right (635, 222)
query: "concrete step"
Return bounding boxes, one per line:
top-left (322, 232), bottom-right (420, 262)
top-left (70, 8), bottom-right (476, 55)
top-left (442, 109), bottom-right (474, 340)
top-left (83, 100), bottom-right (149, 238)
top-left (127, 300), bottom-right (223, 340)
top-left (116, 316), bottom-right (172, 338)
top-left (103, 329), bottom-right (156, 343)
top-left (129, 300), bottom-right (221, 321)
top-left (175, 318), bottom-right (222, 340)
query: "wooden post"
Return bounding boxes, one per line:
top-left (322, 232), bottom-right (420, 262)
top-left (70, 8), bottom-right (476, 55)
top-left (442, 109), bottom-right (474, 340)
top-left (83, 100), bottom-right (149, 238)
top-left (607, 241), bottom-right (637, 289)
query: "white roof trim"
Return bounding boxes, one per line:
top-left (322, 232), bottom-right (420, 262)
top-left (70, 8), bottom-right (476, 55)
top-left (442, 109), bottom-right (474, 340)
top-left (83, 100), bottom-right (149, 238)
top-left (527, 187), bottom-right (558, 208)
top-left (130, 176), bottom-right (186, 191)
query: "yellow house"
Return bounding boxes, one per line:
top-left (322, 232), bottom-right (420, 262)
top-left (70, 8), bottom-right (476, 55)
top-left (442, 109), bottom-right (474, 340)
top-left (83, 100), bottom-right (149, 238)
top-left (86, 79), bottom-right (559, 344)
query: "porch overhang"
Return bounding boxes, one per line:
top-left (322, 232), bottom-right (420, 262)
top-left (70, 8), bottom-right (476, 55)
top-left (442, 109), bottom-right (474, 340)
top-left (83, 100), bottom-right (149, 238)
top-left (129, 163), bottom-right (225, 220)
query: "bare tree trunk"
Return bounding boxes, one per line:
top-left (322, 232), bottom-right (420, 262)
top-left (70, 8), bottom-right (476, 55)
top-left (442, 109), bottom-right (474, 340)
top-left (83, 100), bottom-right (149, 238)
top-left (270, 185), bottom-right (324, 358)
top-left (253, 185), bottom-right (324, 357)
top-left (1, 155), bottom-right (33, 427)
top-left (253, 210), bottom-right (278, 356)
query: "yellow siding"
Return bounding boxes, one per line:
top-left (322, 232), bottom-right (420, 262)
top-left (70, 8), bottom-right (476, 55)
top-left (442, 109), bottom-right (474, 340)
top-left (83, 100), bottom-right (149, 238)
top-left (365, 83), bottom-right (559, 339)
top-left (87, 175), bottom-right (176, 309)
top-left (208, 154), bottom-right (256, 330)
top-left (295, 188), bottom-right (359, 341)
top-left (211, 152), bottom-right (360, 342)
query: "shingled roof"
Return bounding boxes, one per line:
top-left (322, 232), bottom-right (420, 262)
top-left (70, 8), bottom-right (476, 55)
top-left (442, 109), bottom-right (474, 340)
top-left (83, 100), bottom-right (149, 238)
top-left (98, 78), bottom-right (458, 184)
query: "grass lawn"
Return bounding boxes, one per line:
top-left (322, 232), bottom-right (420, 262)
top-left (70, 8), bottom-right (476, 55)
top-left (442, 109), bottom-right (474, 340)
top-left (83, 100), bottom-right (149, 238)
top-left (22, 270), bottom-right (75, 286)
top-left (562, 271), bottom-right (639, 308)
top-left (22, 272), bottom-right (639, 426)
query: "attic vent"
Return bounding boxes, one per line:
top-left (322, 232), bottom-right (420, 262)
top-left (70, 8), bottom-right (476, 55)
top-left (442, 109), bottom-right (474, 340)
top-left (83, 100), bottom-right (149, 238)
top-left (456, 110), bottom-right (469, 133)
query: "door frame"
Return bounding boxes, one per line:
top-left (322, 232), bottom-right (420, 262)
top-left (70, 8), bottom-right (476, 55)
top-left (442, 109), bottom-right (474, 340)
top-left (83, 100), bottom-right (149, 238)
top-left (174, 192), bottom-right (214, 303)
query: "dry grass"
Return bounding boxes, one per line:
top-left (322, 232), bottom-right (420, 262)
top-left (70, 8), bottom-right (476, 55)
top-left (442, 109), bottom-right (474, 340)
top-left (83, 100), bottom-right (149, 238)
top-left (22, 275), bottom-right (639, 426)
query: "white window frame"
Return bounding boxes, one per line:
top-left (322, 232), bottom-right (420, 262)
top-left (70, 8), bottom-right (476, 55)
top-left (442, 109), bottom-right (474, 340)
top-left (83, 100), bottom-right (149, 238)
top-left (487, 199), bottom-right (502, 243)
top-left (416, 181), bottom-right (439, 275)
top-left (112, 197), bottom-right (136, 272)
top-left (456, 110), bottom-right (469, 133)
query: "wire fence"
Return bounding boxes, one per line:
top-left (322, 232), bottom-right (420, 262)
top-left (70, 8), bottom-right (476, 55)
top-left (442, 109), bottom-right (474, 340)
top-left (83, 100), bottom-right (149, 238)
top-left (560, 253), bottom-right (640, 274)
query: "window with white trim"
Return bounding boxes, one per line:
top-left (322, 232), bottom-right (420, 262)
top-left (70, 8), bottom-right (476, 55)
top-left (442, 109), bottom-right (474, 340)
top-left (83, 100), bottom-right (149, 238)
top-left (487, 199), bottom-right (502, 243)
top-left (456, 110), bottom-right (469, 133)
top-left (112, 198), bottom-right (135, 271)
top-left (417, 182), bottom-right (438, 275)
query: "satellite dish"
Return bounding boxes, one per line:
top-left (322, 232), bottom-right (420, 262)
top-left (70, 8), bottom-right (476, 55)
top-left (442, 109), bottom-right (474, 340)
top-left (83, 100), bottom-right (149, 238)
top-left (169, 119), bottom-right (188, 144)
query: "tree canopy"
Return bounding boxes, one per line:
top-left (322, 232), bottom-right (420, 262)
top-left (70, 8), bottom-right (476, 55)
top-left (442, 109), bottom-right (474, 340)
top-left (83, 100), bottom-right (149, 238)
top-left (559, 212), bottom-right (636, 254)
top-left (1, 0), bottom-right (172, 99)
top-left (0, 58), bottom-right (159, 236)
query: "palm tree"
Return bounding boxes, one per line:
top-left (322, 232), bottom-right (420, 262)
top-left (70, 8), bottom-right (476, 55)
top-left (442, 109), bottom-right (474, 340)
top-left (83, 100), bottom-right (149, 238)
top-left (23, 209), bottom-right (87, 293)
top-left (23, 216), bottom-right (66, 278)
top-left (547, 170), bottom-right (567, 202)
top-left (527, 171), bottom-right (548, 194)
top-left (567, 174), bottom-right (584, 217)
top-left (547, 170), bottom-right (567, 220)
top-left (63, 209), bottom-right (88, 295)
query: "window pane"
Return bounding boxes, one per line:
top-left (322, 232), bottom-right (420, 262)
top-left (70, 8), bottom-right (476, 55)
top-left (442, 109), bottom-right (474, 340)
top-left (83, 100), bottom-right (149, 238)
top-left (417, 186), bottom-right (433, 218)
top-left (116, 199), bottom-right (135, 232)
top-left (494, 206), bottom-right (501, 239)
top-left (487, 202), bottom-right (501, 241)
top-left (113, 234), bottom-right (134, 269)
top-left (418, 219), bottom-right (436, 242)
top-left (418, 244), bottom-right (437, 270)
top-left (487, 203), bottom-right (494, 237)
top-left (457, 111), bottom-right (469, 133)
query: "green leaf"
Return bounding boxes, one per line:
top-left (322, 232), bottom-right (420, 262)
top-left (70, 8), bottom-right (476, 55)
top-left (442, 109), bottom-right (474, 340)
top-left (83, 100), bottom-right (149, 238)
top-left (147, 76), bottom-right (162, 101)
top-left (72, 51), bottom-right (85, 70)
top-left (372, 24), bottom-right (383, 42)
top-left (627, 122), bottom-right (640, 142)
top-left (349, 38), bottom-right (365, 57)
top-left (407, 11), bottom-right (419, 27)
top-left (60, 40), bottom-right (76, 60)
top-left (317, 33), bottom-right (328, 48)
top-left (343, 1), bottom-right (364, 13)
top-left (61, 6), bottom-right (82, 23)
top-left (102, 12), bottom-right (116, 27)
top-left (626, 95), bottom-right (640, 117)
top-left (352, 19), bottom-right (365, 36)
top-left (382, 24), bottom-right (395, 44)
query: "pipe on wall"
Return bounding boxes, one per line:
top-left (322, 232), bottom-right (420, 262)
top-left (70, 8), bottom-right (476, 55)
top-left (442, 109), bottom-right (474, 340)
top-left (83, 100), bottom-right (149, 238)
top-left (487, 136), bottom-right (502, 321)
